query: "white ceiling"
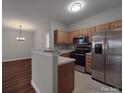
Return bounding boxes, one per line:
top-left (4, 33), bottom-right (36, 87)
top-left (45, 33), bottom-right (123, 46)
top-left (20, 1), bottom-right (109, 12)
top-left (3, 0), bottom-right (121, 30)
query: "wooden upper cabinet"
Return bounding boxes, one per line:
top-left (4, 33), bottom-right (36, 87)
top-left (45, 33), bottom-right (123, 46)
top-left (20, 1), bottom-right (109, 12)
top-left (76, 30), bottom-right (82, 36)
top-left (64, 32), bottom-right (71, 44)
top-left (68, 30), bottom-right (82, 44)
top-left (72, 30), bottom-right (79, 38)
top-left (82, 28), bottom-right (88, 36)
top-left (68, 32), bottom-right (73, 44)
top-left (96, 23), bottom-right (109, 32)
top-left (78, 30), bottom-right (84, 36)
top-left (109, 20), bottom-right (122, 30)
top-left (54, 30), bottom-right (73, 44)
top-left (96, 20), bottom-right (122, 31)
top-left (87, 27), bottom-right (96, 43)
top-left (54, 20), bottom-right (121, 44)
top-left (54, 30), bottom-right (68, 44)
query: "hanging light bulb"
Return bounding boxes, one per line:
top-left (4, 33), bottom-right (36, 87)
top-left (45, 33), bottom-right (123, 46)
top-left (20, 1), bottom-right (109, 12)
top-left (16, 25), bottom-right (25, 41)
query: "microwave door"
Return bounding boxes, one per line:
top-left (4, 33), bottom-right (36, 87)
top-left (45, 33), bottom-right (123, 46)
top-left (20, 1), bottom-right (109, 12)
top-left (79, 39), bottom-right (83, 44)
top-left (73, 37), bottom-right (88, 44)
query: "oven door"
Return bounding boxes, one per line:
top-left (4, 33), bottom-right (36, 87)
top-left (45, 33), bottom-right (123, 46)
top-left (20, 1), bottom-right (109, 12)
top-left (70, 53), bottom-right (85, 66)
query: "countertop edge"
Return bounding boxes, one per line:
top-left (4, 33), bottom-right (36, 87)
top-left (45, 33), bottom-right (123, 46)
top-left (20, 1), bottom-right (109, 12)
top-left (58, 56), bottom-right (76, 66)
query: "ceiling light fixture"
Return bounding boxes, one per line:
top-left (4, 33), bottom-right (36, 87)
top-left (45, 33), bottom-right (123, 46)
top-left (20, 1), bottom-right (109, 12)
top-left (16, 25), bottom-right (25, 41)
top-left (68, 1), bottom-right (84, 12)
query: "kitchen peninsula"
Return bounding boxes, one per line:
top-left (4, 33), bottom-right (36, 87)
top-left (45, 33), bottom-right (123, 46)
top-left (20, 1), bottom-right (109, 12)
top-left (31, 50), bottom-right (75, 93)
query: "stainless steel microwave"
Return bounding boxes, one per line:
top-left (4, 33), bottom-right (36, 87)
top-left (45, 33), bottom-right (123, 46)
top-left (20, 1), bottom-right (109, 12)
top-left (73, 36), bottom-right (88, 45)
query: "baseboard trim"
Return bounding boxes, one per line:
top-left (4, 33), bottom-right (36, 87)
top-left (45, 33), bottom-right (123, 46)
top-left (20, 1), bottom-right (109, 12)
top-left (31, 80), bottom-right (42, 93)
top-left (2, 57), bottom-right (31, 62)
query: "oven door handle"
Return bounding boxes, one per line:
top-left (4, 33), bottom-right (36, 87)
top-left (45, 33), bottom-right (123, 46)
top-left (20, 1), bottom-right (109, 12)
top-left (71, 53), bottom-right (84, 56)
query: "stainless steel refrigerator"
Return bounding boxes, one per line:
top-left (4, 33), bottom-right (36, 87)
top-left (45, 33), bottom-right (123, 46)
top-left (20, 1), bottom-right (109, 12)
top-left (92, 29), bottom-right (122, 89)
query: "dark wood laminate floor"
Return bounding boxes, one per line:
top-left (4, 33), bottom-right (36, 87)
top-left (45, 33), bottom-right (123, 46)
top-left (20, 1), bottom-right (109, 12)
top-left (2, 58), bottom-right (36, 93)
top-left (25, 88), bottom-right (36, 93)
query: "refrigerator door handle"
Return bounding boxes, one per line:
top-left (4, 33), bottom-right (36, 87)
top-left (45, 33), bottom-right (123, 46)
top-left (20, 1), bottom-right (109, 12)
top-left (105, 41), bottom-right (108, 51)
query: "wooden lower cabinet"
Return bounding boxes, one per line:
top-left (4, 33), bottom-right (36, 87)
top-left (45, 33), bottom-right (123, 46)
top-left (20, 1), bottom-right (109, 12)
top-left (85, 54), bottom-right (92, 74)
top-left (58, 62), bottom-right (74, 93)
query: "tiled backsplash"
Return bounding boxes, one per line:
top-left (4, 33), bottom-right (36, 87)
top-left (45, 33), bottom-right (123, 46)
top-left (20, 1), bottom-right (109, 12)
top-left (54, 44), bottom-right (75, 50)
top-left (54, 44), bottom-right (69, 50)
top-left (54, 44), bottom-right (92, 51)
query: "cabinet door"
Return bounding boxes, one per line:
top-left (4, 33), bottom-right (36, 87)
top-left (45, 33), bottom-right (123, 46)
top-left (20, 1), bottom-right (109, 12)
top-left (63, 32), bottom-right (67, 44)
top-left (69, 32), bottom-right (73, 44)
top-left (54, 31), bottom-right (62, 44)
top-left (60, 31), bottom-right (66, 43)
top-left (96, 23), bottom-right (109, 32)
top-left (87, 27), bottom-right (96, 43)
top-left (85, 55), bottom-right (92, 74)
top-left (72, 31), bottom-right (79, 38)
top-left (70, 31), bottom-right (75, 39)
top-left (76, 30), bottom-right (81, 36)
top-left (64, 32), bottom-right (71, 44)
top-left (69, 30), bottom-right (79, 43)
top-left (109, 20), bottom-right (122, 30)
top-left (78, 29), bottom-right (83, 36)
top-left (54, 30), bottom-right (67, 44)
top-left (58, 62), bottom-right (74, 93)
top-left (86, 63), bottom-right (92, 74)
top-left (82, 28), bottom-right (88, 36)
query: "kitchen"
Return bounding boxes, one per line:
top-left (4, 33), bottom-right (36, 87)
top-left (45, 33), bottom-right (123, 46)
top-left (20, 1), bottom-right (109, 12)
top-left (2, 0), bottom-right (122, 93)
top-left (55, 20), bottom-right (121, 74)
top-left (53, 20), bottom-right (122, 92)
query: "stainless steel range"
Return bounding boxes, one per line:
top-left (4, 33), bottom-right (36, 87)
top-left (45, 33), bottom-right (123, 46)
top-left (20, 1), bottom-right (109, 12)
top-left (70, 46), bottom-right (91, 72)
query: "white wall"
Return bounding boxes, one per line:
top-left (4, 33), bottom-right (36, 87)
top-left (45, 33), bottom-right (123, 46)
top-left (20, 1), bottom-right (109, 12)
top-left (32, 18), bottom-right (51, 49)
top-left (68, 6), bottom-right (122, 31)
top-left (33, 19), bottom-right (67, 49)
top-left (2, 17), bottom-right (66, 61)
top-left (2, 28), bottom-right (33, 61)
top-left (50, 20), bottom-right (67, 48)
top-left (32, 50), bottom-right (58, 93)
top-left (3, 6), bottom-right (121, 61)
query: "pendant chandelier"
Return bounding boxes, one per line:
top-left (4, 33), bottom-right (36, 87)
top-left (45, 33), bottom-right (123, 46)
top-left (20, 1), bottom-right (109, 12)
top-left (16, 25), bottom-right (25, 41)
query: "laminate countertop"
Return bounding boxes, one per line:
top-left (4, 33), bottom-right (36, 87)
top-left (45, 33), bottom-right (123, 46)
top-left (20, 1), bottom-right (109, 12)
top-left (86, 53), bottom-right (92, 56)
top-left (58, 56), bottom-right (76, 66)
top-left (32, 49), bottom-right (75, 66)
top-left (58, 49), bottom-right (74, 55)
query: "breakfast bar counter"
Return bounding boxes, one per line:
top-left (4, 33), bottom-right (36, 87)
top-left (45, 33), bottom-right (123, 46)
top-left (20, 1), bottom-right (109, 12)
top-left (32, 50), bottom-right (75, 93)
